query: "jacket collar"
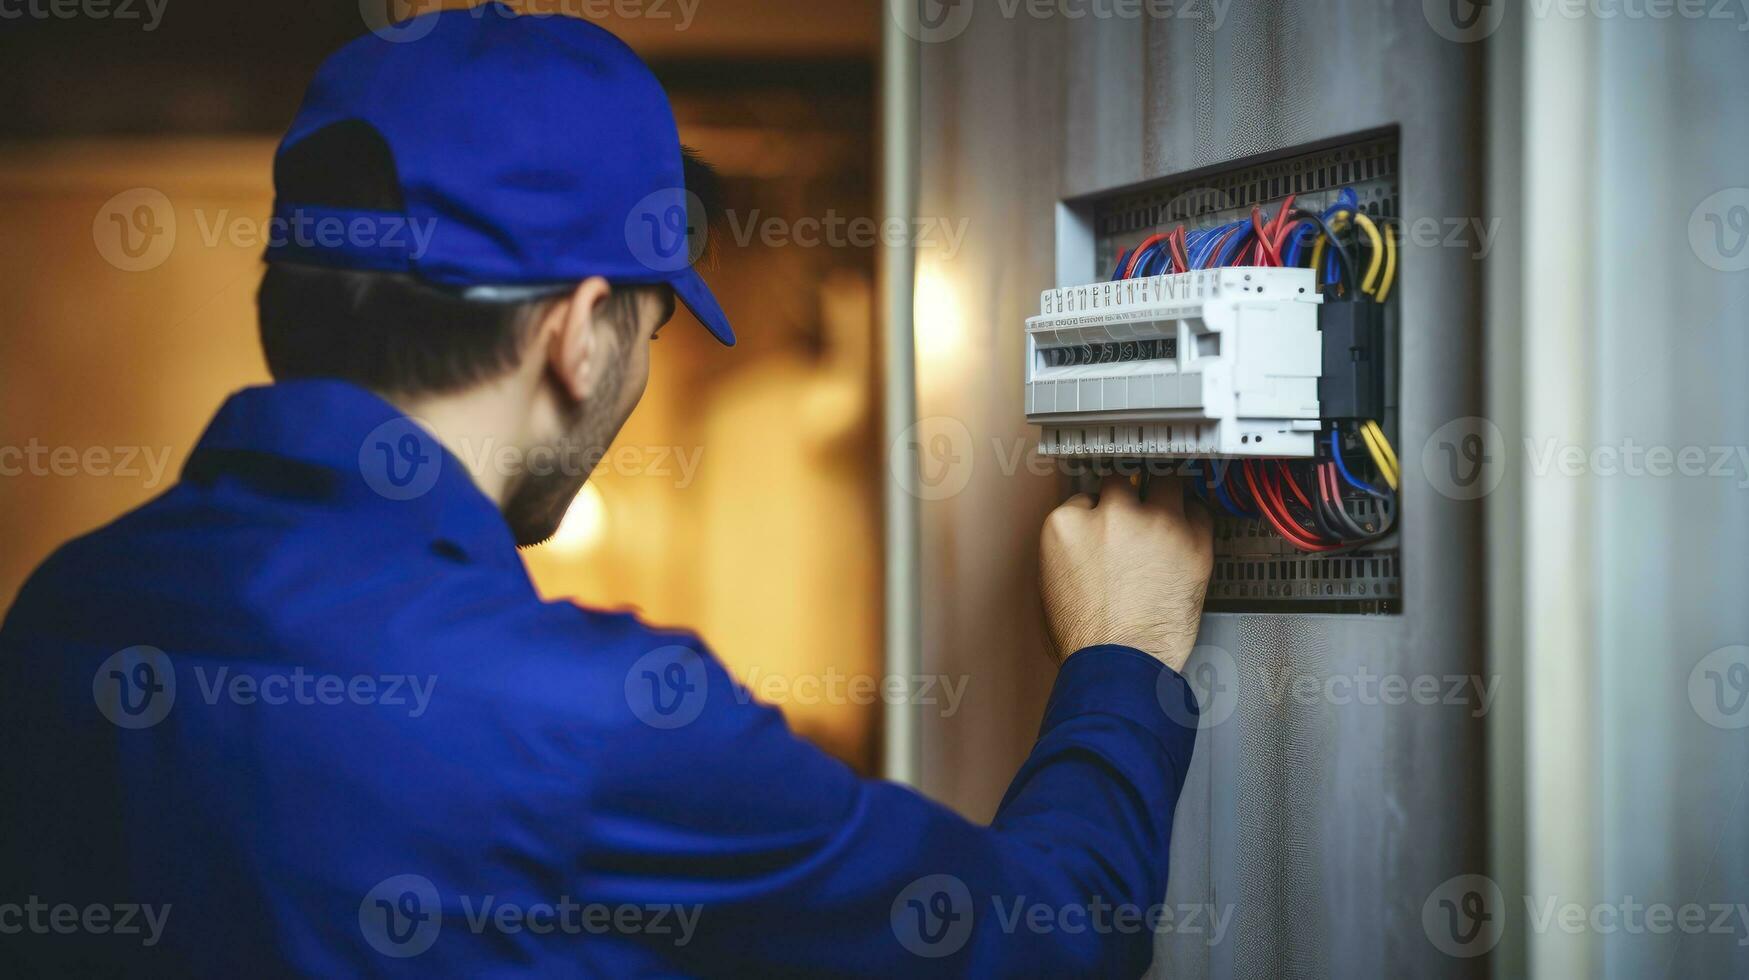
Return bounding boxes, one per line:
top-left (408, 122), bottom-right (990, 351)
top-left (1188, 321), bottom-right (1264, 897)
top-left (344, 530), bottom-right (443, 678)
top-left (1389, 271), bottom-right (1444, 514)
top-left (187, 380), bottom-right (521, 567)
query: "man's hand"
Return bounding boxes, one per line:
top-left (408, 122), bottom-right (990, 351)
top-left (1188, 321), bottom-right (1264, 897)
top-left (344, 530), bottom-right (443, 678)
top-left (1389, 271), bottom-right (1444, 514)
top-left (1039, 474), bottom-right (1214, 674)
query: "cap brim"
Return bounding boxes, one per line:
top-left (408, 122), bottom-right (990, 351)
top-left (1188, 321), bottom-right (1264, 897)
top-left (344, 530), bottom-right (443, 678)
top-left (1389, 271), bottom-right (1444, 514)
top-left (670, 268), bottom-right (735, 347)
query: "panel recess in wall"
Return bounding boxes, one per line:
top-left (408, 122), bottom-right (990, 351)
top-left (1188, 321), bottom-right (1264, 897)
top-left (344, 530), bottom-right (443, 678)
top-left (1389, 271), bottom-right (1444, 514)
top-left (1075, 131), bottom-right (1403, 614)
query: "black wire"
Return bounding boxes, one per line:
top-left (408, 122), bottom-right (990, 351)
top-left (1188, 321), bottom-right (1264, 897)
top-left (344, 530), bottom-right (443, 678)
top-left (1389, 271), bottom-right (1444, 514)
top-left (1289, 209), bottom-right (1358, 296)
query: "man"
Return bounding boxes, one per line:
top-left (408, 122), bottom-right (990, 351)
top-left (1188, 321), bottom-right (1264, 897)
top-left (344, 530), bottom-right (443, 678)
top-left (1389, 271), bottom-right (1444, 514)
top-left (0, 7), bottom-right (1214, 976)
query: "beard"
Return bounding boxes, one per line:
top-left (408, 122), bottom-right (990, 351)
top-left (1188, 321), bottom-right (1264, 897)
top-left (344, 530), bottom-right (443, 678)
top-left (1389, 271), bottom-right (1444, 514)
top-left (500, 367), bottom-right (628, 548)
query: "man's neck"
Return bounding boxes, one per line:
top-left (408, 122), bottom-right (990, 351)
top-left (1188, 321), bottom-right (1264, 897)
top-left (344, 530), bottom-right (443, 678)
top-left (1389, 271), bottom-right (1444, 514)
top-left (383, 379), bottom-right (535, 508)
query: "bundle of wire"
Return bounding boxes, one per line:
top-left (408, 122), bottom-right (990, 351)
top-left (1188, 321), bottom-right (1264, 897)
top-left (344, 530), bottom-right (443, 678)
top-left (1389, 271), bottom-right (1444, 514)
top-left (1109, 189), bottom-right (1401, 552)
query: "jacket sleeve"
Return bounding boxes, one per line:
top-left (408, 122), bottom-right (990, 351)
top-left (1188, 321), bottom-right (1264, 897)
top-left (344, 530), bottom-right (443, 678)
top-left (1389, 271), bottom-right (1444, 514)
top-left (579, 641), bottom-right (1202, 979)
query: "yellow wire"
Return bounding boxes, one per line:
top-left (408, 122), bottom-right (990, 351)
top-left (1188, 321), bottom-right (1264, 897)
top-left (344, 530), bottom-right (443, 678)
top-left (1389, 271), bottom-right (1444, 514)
top-left (1366, 420), bottom-right (1401, 476)
top-left (1358, 422), bottom-right (1400, 491)
top-left (1374, 220), bottom-right (1399, 302)
top-left (1309, 219), bottom-right (1336, 293)
top-left (1309, 211), bottom-right (1385, 297)
top-left (1350, 213), bottom-right (1385, 295)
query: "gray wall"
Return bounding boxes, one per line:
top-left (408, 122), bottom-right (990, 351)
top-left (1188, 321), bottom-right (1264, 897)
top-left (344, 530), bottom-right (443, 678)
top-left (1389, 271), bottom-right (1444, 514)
top-left (911, 2), bottom-right (1489, 977)
top-left (1490, 6), bottom-right (1749, 978)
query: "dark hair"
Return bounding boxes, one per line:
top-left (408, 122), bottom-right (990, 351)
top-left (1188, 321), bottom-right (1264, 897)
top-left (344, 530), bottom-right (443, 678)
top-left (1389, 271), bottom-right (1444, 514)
top-left (257, 120), bottom-right (723, 397)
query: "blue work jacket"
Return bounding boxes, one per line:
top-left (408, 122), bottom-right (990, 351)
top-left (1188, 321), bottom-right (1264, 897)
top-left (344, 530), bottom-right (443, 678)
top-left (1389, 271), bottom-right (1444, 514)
top-left (0, 381), bottom-right (1200, 977)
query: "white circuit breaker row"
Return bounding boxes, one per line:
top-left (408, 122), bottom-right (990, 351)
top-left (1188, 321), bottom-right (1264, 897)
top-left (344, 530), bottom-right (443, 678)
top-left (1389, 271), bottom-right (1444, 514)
top-left (1024, 267), bottom-right (1324, 458)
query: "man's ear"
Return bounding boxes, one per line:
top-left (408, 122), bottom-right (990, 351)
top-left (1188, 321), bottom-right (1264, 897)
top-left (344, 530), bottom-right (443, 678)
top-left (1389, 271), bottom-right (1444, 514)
top-left (545, 276), bottom-right (616, 403)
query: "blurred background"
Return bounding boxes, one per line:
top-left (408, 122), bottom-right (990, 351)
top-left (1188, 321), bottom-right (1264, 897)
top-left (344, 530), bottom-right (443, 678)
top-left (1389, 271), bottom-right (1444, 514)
top-left (0, 0), bottom-right (886, 769)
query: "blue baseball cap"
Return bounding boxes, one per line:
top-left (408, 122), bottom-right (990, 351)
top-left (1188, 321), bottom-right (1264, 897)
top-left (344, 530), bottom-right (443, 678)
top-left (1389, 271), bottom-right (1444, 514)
top-left (265, 3), bottom-right (734, 346)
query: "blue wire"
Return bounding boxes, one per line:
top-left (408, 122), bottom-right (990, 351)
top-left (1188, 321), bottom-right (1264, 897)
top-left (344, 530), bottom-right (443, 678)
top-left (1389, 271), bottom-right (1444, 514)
top-left (1133, 241), bottom-right (1168, 277)
top-left (1330, 428), bottom-right (1385, 498)
top-left (1283, 223), bottom-right (1315, 267)
top-left (1214, 225), bottom-right (1254, 267)
top-left (1319, 191), bottom-right (1359, 285)
top-left (1210, 461), bottom-right (1255, 517)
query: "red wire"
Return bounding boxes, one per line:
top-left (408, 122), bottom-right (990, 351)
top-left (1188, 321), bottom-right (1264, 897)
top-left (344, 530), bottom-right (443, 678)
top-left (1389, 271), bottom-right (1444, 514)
top-left (1244, 461), bottom-right (1339, 552)
top-left (1170, 226), bottom-right (1190, 273)
top-left (1250, 207), bottom-right (1281, 267)
top-left (1124, 233), bottom-right (1169, 279)
top-left (1277, 462), bottom-right (1314, 510)
top-left (1267, 194), bottom-right (1298, 254)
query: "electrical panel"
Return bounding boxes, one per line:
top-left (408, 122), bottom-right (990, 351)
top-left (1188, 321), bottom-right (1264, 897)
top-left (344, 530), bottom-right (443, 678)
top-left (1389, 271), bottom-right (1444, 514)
top-left (1044, 132), bottom-right (1403, 614)
top-left (1026, 267), bottom-right (1325, 458)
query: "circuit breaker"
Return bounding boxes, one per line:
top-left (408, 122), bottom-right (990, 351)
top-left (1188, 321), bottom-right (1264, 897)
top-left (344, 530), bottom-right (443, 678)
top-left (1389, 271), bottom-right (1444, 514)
top-left (1038, 132), bottom-right (1403, 614)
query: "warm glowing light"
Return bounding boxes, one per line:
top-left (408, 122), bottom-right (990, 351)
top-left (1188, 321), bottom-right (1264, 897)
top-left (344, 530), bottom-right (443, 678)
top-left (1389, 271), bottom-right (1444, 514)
top-left (547, 481), bottom-right (608, 556)
top-left (913, 261), bottom-right (967, 369)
